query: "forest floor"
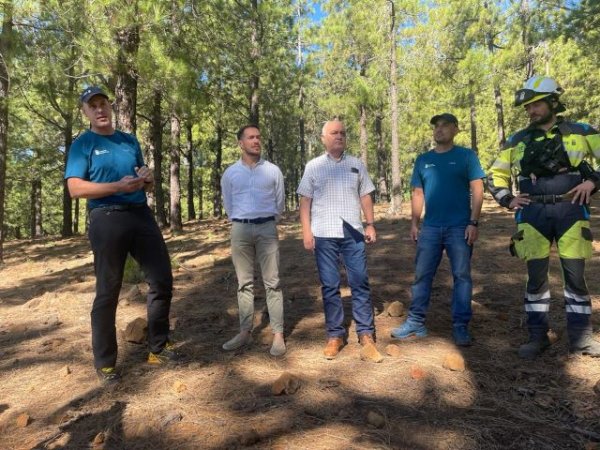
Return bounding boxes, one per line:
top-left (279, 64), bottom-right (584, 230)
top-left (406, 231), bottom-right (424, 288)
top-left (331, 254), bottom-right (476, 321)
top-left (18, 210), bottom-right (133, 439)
top-left (1, 197), bottom-right (600, 450)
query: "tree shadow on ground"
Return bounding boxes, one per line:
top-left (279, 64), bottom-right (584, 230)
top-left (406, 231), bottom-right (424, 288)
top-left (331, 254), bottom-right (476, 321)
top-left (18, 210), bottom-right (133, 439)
top-left (4, 203), bottom-right (600, 449)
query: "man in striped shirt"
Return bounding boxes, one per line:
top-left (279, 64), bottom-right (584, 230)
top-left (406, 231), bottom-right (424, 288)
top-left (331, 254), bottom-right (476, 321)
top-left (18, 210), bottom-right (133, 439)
top-left (297, 119), bottom-right (382, 362)
top-left (221, 125), bottom-right (286, 356)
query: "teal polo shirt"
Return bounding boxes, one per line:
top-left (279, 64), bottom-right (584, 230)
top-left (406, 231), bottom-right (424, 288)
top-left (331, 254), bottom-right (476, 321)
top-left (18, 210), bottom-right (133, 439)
top-left (64, 130), bottom-right (147, 209)
top-left (411, 146), bottom-right (485, 227)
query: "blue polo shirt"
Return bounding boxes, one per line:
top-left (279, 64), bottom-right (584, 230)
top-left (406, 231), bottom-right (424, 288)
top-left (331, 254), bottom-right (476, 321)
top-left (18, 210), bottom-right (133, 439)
top-left (411, 146), bottom-right (485, 227)
top-left (64, 130), bottom-right (147, 209)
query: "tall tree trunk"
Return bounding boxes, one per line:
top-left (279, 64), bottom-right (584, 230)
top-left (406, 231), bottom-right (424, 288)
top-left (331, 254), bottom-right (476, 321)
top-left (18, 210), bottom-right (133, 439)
top-left (0, 1), bottom-right (13, 263)
top-left (485, 5), bottom-right (506, 148)
top-left (212, 125), bottom-right (223, 218)
top-left (249, 0), bottom-right (260, 125)
top-left (61, 111), bottom-right (74, 237)
top-left (61, 58), bottom-right (76, 237)
top-left (170, 114), bottom-right (182, 232)
top-left (185, 120), bottom-right (195, 220)
top-left (388, 0), bottom-right (402, 215)
top-left (150, 89), bottom-right (167, 227)
top-left (198, 168), bottom-right (204, 220)
top-left (296, 1), bottom-right (306, 175)
top-left (469, 80), bottom-right (478, 153)
top-left (267, 136), bottom-right (274, 162)
top-left (375, 111), bottom-right (389, 202)
top-left (520, 0), bottom-right (534, 79)
top-left (30, 178), bottom-right (42, 238)
top-left (74, 198), bottom-right (79, 234)
top-left (114, 20), bottom-right (139, 134)
top-left (359, 103), bottom-right (368, 167)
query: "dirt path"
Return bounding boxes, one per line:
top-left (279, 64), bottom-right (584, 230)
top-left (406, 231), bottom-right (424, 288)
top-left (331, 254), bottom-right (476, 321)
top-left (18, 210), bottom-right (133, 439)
top-left (1, 198), bottom-right (599, 449)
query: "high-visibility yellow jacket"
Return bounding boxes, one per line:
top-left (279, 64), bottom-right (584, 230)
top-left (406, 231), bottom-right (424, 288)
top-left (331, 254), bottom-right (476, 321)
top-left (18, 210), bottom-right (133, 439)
top-left (487, 118), bottom-right (600, 207)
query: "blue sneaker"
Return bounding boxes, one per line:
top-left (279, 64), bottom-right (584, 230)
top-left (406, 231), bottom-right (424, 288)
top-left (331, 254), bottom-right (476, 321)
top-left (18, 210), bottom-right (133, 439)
top-left (452, 325), bottom-right (472, 347)
top-left (391, 320), bottom-right (428, 340)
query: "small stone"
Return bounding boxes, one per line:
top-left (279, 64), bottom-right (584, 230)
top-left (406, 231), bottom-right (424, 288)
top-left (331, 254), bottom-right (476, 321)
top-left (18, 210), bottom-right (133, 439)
top-left (386, 301), bottom-right (404, 317)
top-left (238, 429), bottom-right (260, 446)
top-left (443, 353), bottom-right (465, 372)
top-left (593, 379), bottom-right (600, 397)
top-left (534, 393), bottom-right (553, 408)
top-left (409, 365), bottom-right (426, 380)
top-left (16, 413), bottom-right (31, 428)
top-left (160, 411), bottom-right (183, 428)
top-left (497, 312), bottom-right (509, 321)
top-left (62, 365), bottom-right (71, 377)
top-left (385, 344), bottom-right (402, 357)
top-left (92, 432), bottom-right (105, 446)
top-left (272, 372), bottom-right (301, 395)
top-left (547, 329), bottom-right (559, 344)
top-left (318, 377), bottom-right (341, 389)
top-left (366, 410), bottom-right (385, 428)
top-left (120, 284), bottom-right (142, 303)
top-left (123, 317), bottom-right (147, 344)
top-left (173, 380), bottom-right (187, 393)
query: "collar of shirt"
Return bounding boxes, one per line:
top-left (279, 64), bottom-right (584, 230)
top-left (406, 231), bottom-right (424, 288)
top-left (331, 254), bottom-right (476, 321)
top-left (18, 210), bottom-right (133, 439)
top-left (240, 157), bottom-right (265, 168)
top-left (325, 151), bottom-right (346, 162)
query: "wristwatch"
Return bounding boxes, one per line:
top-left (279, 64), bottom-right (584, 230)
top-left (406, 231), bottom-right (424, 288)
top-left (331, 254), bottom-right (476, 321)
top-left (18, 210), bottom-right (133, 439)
top-left (469, 219), bottom-right (479, 227)
top-left (365, 222), bottom-right (375, 227)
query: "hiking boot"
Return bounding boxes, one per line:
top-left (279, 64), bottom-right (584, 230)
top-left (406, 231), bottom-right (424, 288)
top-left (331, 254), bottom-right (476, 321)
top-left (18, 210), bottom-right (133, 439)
top-left (452, 325), bottom-right (472, 347)
top-left (518, 335), bottom-right (551, 360)
top-left (96, 367), bottom-right (121, 385)
top-left (391, 320), bottom-right (428, 340)
top-left (222, 332), bottom-right (253, 351)
top-left (148, 342), bottom-right (185, 365)
top-left (359, 334), bottom-right (383, 363)
top-left (568, 327), bottom-right (600, 357)
top-left (323, 337), bottom-right (344, 360)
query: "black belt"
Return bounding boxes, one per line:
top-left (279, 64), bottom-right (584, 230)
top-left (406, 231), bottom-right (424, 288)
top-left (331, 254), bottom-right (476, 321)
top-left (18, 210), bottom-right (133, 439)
top-left (528, 194), bottom-right (568, 204)
top-left (93, 203), bottom-right (147, 211)
top-left (232, 216), bottom-right (275, 224)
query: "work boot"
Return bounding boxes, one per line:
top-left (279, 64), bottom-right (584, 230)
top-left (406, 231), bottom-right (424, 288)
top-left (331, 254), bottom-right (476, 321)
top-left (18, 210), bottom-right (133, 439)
top-left (518, 334), bottom-right (551, 360)
top-left (568, 326), bottom-right (600, 357)
top-left (359, 334), bottom-right (383, 363)
top-left (391, 320), bottom-right (428, 340)
top-left (323, 337), bottom-right (344, 360)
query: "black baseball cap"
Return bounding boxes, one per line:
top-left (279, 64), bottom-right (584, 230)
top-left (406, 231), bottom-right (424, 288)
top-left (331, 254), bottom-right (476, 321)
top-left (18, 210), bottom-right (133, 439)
top-left (79, 86), bottom-right (109, 104)
top-left (430, 113), bottom-right (458, 126)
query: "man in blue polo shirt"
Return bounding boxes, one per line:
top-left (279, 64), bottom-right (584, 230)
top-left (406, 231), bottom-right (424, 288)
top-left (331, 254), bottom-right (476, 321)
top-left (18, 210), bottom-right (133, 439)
top-left (391, 113), bottom-right (485, 346)
top-left (65, 86), bottom-right (180, 385)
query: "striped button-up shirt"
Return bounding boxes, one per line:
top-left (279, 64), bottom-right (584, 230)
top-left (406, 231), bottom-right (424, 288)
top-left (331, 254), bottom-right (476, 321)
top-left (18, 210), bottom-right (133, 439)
top-left (297, 152), bottom-right (375, 238)
top-left (221, 159), bottom-right (285, 220)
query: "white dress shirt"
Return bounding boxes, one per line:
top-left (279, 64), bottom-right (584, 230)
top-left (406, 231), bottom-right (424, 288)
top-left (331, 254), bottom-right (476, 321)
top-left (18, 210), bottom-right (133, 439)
top-left (221, 158), bottom-right (285, 220)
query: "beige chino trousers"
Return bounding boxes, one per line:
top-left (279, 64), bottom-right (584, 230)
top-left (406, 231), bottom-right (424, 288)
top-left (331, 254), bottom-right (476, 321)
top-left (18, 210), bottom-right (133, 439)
top-left (230, 221), bottom-right (284, 333)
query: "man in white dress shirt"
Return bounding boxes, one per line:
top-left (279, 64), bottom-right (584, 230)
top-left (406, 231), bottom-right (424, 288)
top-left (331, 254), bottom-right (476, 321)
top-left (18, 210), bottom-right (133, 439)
top-left (220, 125), bottom-right (286, 356)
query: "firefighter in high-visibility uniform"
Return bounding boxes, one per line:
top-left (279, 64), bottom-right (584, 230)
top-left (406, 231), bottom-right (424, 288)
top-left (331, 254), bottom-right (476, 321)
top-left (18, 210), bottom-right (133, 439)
top-left (488, 76), bottom-right (600, 359)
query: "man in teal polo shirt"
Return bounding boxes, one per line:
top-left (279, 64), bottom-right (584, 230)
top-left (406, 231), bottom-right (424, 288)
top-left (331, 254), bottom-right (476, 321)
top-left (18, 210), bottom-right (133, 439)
top-left (65, 86), bottom-right (181, 385)
top-left (391, 113), bottom-right (485, 346)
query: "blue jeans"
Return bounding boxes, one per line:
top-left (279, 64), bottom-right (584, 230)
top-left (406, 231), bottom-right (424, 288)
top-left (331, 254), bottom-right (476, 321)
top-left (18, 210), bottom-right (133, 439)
top-left (408, 225), bottom-right (473, 327)
top-left (314, 226), bottom-right (375, 338)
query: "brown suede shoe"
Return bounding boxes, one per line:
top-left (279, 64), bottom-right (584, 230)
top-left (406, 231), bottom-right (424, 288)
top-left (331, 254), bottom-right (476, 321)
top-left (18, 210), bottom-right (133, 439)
top-left (359, 334), bottom-right (384, 363)
top-left (323, 337), bottom-right (344, 360)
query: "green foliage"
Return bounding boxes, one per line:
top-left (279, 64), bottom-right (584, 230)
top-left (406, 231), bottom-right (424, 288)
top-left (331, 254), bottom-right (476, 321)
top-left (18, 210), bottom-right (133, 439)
top-left (2, 0), bottom-right (600, 242)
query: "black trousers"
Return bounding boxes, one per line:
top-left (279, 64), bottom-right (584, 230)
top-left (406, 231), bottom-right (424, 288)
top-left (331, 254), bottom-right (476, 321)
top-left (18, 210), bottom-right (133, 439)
top-left (88, 205), bottom-right (173, 368)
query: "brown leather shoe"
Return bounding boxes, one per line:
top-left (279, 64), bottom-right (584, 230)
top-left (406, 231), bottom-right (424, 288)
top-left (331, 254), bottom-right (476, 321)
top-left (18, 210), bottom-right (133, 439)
top-left (359, 334), bottom-right (383, 363)
top-left (323, 337), bottom-right (344, 359)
